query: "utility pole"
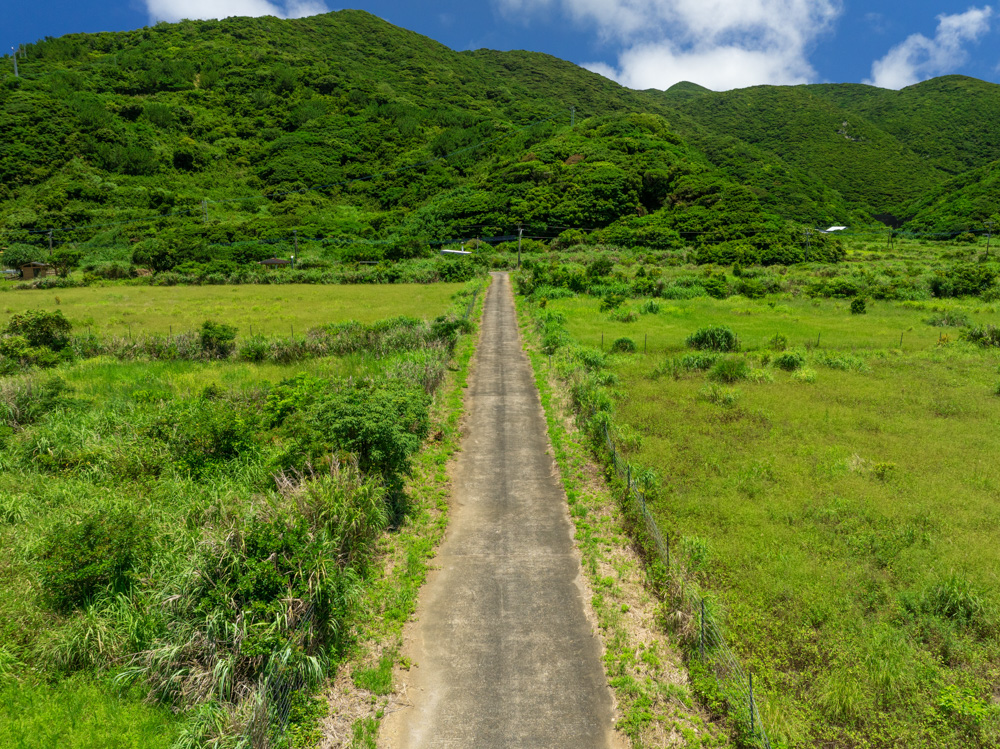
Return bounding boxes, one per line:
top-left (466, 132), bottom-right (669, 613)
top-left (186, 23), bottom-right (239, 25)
top-left (11, 47), bottom-right (18, 78)
top-left (984, 220), bottom-right (994, 259)
top-left (517, 224), bottom-right (523, 270)
top-left (48, 229), bottom-right (53, 256)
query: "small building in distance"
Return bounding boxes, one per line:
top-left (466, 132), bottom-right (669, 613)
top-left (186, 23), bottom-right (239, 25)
top-left (259, 257), bottom-right (291, 269)
top-left (21, 262), bottom-right (55, 280)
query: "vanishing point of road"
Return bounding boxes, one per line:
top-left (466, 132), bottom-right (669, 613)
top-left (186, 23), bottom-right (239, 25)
top-left (381, 272), bottom-right (621, 748)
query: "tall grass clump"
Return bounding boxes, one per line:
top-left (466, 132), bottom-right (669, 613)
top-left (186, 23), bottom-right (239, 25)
top-left (686, 326), bottom-right (738, 352)
top-left (961, 324), bottom-right (1000, 348)
top-left (925, 311), bottom-right (971, 327)
top-left (708, 357), bottom-right (750, 383)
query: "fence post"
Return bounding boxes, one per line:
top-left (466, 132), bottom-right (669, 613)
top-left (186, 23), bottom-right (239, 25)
top-left (700, 598), bottom-right (705, 660)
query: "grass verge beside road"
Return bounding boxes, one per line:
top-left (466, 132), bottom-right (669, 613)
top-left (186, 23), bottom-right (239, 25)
top-left (516, 295), bottom-right (731, 749)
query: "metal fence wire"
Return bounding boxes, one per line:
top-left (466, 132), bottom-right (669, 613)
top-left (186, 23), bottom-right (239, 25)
top-left (242, 603), bottom-right (319, 749)
top-left (599, 421), bottom-right (772, 749)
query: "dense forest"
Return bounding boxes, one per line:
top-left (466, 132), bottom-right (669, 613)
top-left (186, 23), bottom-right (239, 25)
top-left (1, 10), bottom-right (999, 274)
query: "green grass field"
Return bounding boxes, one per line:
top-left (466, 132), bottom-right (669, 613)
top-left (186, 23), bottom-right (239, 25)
top-left (0, 283), bottom-right (477, 746)
top-left (0, 283), bottom-right (465, 336)
top-left (547, 294), bottom-right (1000, 747)
top-left (550, 295), bottom-right (1000, 355)
top-left (0, 678), bottom-right (178, 749)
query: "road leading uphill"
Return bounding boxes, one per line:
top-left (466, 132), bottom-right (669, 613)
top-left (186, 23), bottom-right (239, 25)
top-left (381, 272), bottom-right (622, 748)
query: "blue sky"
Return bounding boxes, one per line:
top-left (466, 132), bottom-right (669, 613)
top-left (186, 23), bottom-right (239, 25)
top-left (5, 1), bottom-right (1000, 90)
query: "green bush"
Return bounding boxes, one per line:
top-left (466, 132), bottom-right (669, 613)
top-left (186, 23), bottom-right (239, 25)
top-left (697, 383), bottom-right (740, 407)
top-left (960, 324), bottom-right (1000, 348)
top-left (38, 508), bottom-right (153, 612)
top-left (709, 357), bottom-right (750, 383)
top-left (199, 320), bottom-right (238, 357)
top-left (686, 325), bottom-right (738, 352)
top-left (773, 351), bottom-right (806, 371)
top-left (4, 310), bottom-right (72, 351)
top-left (146, 397), bottom-right (257, 476)
top-left (264, 375), bottom-right (430, 495)
top-left (610, 337), bottom-right (637, 354)
top-left (850, 297), bottom-right (867, 315)
top-left (1, 243), bottom-right (45, 270)
top-left (679, 352), bottom-right (720, 371)
top-left (599, 293), bottom-right (625, 312)
top-left (925, 311), bottom-right (971, 327)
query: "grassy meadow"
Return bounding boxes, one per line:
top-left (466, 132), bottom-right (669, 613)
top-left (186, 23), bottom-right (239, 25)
top-left (0, 282), bottom-right (480, 747)
top-left (0, 283), bottom-right (465, 336)
top-left (531, 253), bottom-right (1000, 747)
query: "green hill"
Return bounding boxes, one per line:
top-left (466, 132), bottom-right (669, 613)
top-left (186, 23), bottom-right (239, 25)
top-left (1, 10), bottom-right (999, 271)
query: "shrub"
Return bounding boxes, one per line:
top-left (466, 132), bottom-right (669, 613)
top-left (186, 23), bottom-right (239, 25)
top-left (610, 337), bottom-right (637, 354)
top-left (639, 299), bottom-right (660, 315)
top-left (709, 357), bottom-right (750, 383)
top-left (609, 308), bottom-right (638, 323)
top-left (199, 320), bottom-right (237, 357)
top-left (773, 351), bottom-right (806, 371)
top-left (960, 324), bottom-right (1000, 348)
top-left (697, 383), bottom-right (740, 407)
top-left (792, 367), bottom-right (817, 383)
top-left (686, 326), bottom-right (738, 352)
top-left (925, 311), bottom-right (971, 328)
top-left (38, 508), bottom-right (153, 612)
top-left (4, 310), bottom-right (72, 351)
top-left (850, 297), bottom-right (867, 315)
top-left (680, 352), bottom-right (720, 371)
top-left (769, 333), bottom-right (788, 351)
top-left (264, 375), bottom-right (430, 496)
top-left (146, 398), bottom-right (257, 476)
top-left (599, 293), bottom-right (625, 312)
top-left (1, 243), bottom-right (46, 270)
top-left (238, 334), bottom-right (271, 363)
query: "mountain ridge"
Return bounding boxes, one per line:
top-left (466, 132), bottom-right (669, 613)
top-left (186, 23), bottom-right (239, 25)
top-left (1, 10), bottom-right (998, 270)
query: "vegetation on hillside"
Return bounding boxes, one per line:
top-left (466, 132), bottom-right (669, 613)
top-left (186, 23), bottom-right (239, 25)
top-left (3, 10), bottom-right (999, 282)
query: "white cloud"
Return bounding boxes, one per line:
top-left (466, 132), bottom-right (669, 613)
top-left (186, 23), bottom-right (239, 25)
top-left (497, 0), bottom-right (842, 90)
top-left (145, 0), bottom-right (329, 23)
top-left (867, 6), bottom-right (993, 89)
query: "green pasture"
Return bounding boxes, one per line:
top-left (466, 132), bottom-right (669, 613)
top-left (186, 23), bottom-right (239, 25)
top-left (0, 678), bottom-right (178, 749)
top-left (0, 284), bottom-right (479, 745)
top-left (0, 283), bottom-right (464, 336)
top-left (548, 295), bottom-right (1000, 746)
top-left (549, 294), bottom-right (1000, 355)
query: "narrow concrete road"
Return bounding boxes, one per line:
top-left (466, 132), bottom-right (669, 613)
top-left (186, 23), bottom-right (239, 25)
top-left (381, 273), bottom-right (620, 749)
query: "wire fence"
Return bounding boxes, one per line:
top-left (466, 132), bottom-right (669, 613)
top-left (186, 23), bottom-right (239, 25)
top-left (597, 420), bottom-right (772, 748)
top-left (242, 603), bottom-right (320, 749)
